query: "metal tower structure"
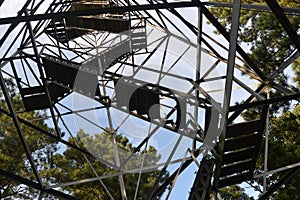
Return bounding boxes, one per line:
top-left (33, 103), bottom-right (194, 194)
top-left (0, 0), bottom-right (299, 199)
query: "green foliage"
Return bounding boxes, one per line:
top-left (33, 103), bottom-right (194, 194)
top-left (258, 105), bottom-right (300, 199)
top-left (51, 129), bottom-right (168, 199)
top-left (209, 0), bottom-right (300, 86)
top-left (219, 185), bottom-right (254, 200)
top-left (0, 79), bottom-right (58, 199)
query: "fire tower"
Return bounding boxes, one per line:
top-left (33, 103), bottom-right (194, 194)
top-left (0, 0), bottom-right (299, 199)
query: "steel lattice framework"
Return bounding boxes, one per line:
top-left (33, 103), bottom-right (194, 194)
top-left (0, 0), bottom-right (299, 199)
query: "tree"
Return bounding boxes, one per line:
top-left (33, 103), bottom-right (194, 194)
top-left (210, 0), bottom-right (300, 112)
top-left (50, 129), bottom-right (168, 199)
top-left (257, 105), bottom-right (300, 199)
top-left (208, 0), bottom-right (300, 82)
top-left (208, 1), bottom-right (300, 198)
top-left (0, 79), bottom-right (58, 199)
top-left (219, 185), bottom-right (254, 200)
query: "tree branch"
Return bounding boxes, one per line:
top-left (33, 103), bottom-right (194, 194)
top-left (246, 181), bottom-right (263, 193)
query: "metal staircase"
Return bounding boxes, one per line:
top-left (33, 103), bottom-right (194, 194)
top-left (20, 84), bottom-right (69, 111)
top-left (17, 56), bottom-right (100, 111)
top-left (22, 1), bottom-right (150, 112)
top-left (22, 18), bottom-right (147, 111)
top-left (188, 156), bottom-right (215, 200)
top-left (43, 56), bottom-right (100, 98)
top-left (188, 108), bottom-right (267, 199)
top-left (218, 119), bottom-right (266, 188)
top-left (45, 0), bottom-right (130, 42)
top-left (45, 18), bottom-right (69, 43)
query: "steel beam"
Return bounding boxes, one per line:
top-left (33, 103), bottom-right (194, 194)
top-left (258, 167), bottom-right (300, 200)
top-left (0, 71), bottom-right (42, 186)
top-left (266, 0), bottom-right (300, 52)
top-left (25, 9), bottom-right (62, 139)
top-left (212, 0), bottom-right (241, 194)
top-left (254, 162), bottom-right (300, 179)
top-left (0, 0), bottom-right (32, 48)
top-left (161, 0), bottom-right (225, 60)
top-left (229, 49), bottom-right (300, 122)
top-left (0, 1), bottom-right (200, 25)
top-left (45, 156), bottom-right (191, 189)
top-left (188, 156), bottom-right (215, 200)
top-left (204, 2), bottom-right (300, 13)
top-left (270, 50), bottom-right (300, 79)
top-left (229, 93), bottom-right (300, 112)
top-left (150, 147), bottom-right (203, 199)
top-left (147, 133), bottom-right (184, 199)
top-left (197, 2), bottom-right (267, 81)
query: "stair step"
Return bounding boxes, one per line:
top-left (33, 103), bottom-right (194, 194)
top-left (131, 25), bottom-right (146, 29)
top-left (53, 23), bottom-right (65, 27)
top-left (66, 16), bottom-right (130, 34)
top-left (226, 120), bottom-right (262, 138)
top-left (21, 86), bottom-right (45, 96)
top-left (53, 27), bottom-right (66, 31)
top-left (132, 43), bottom-right (147, 50)
top-left (22, 94), bottom-right (50, 111)
top-left (219, 173), bottom-right (252, 188)
top-left (46, 27), bottom-right (65, 32)
top-left (21, 83), bottom-right (69, 111)
top-left (72, 1), bottom-right (111, 11)
top-left (50, 32), bottom-right (67, 36)
top-left (220, 160), bottom-right (253, 177)
top-left (132, 38), bottom-right (147, 44)
top-left (131, 32), bottom-right (146, 38)
top-left (224, 133), bottom-right (260, 152)
top-left (222, 147), bottom-right (255, 165)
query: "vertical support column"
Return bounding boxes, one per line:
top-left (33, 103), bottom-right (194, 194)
top-left (95, 44), bottom-right (128, 200)
top-left (212, 0), bottom-right (241, 197)
top-left (127, 0), bottom-right (134, 66)
top-left (193, 5), bottom-right (203, 149)
top-left (263, 88), bottom-right (271, 196)
top-left (196, 6), bottom-right (202, 81)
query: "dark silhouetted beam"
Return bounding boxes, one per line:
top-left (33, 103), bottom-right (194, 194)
top-left (0, 1), bottom-right (199, 25)
top-left (229, 93), bottom-right (300, 112)
top-left (0, 107), bottom-right (97, 161)
top-left (151, 148), bottom-right (202, 198)
top-left (204, 2), bottom-right (300, 13)
top-left (258, 166), bottom-right (300, 200)
top-left (197, 2), bottom-right (267, 81)
top-left (0, 169), bottom-right (78, 200)
top-left (266, 0), bottom-right (300, 52)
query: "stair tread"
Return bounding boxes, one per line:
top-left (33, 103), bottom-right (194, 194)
top-left (222, 147), bottom-right (256, 165)
top-left (224, 133), bottom-right (260, 152)
top-left (219, 173), bottom-right (252, 188)
top-left (226, 120), bottom-right (262, 138)
top-left (220, 160), bottom-right (253, 177)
